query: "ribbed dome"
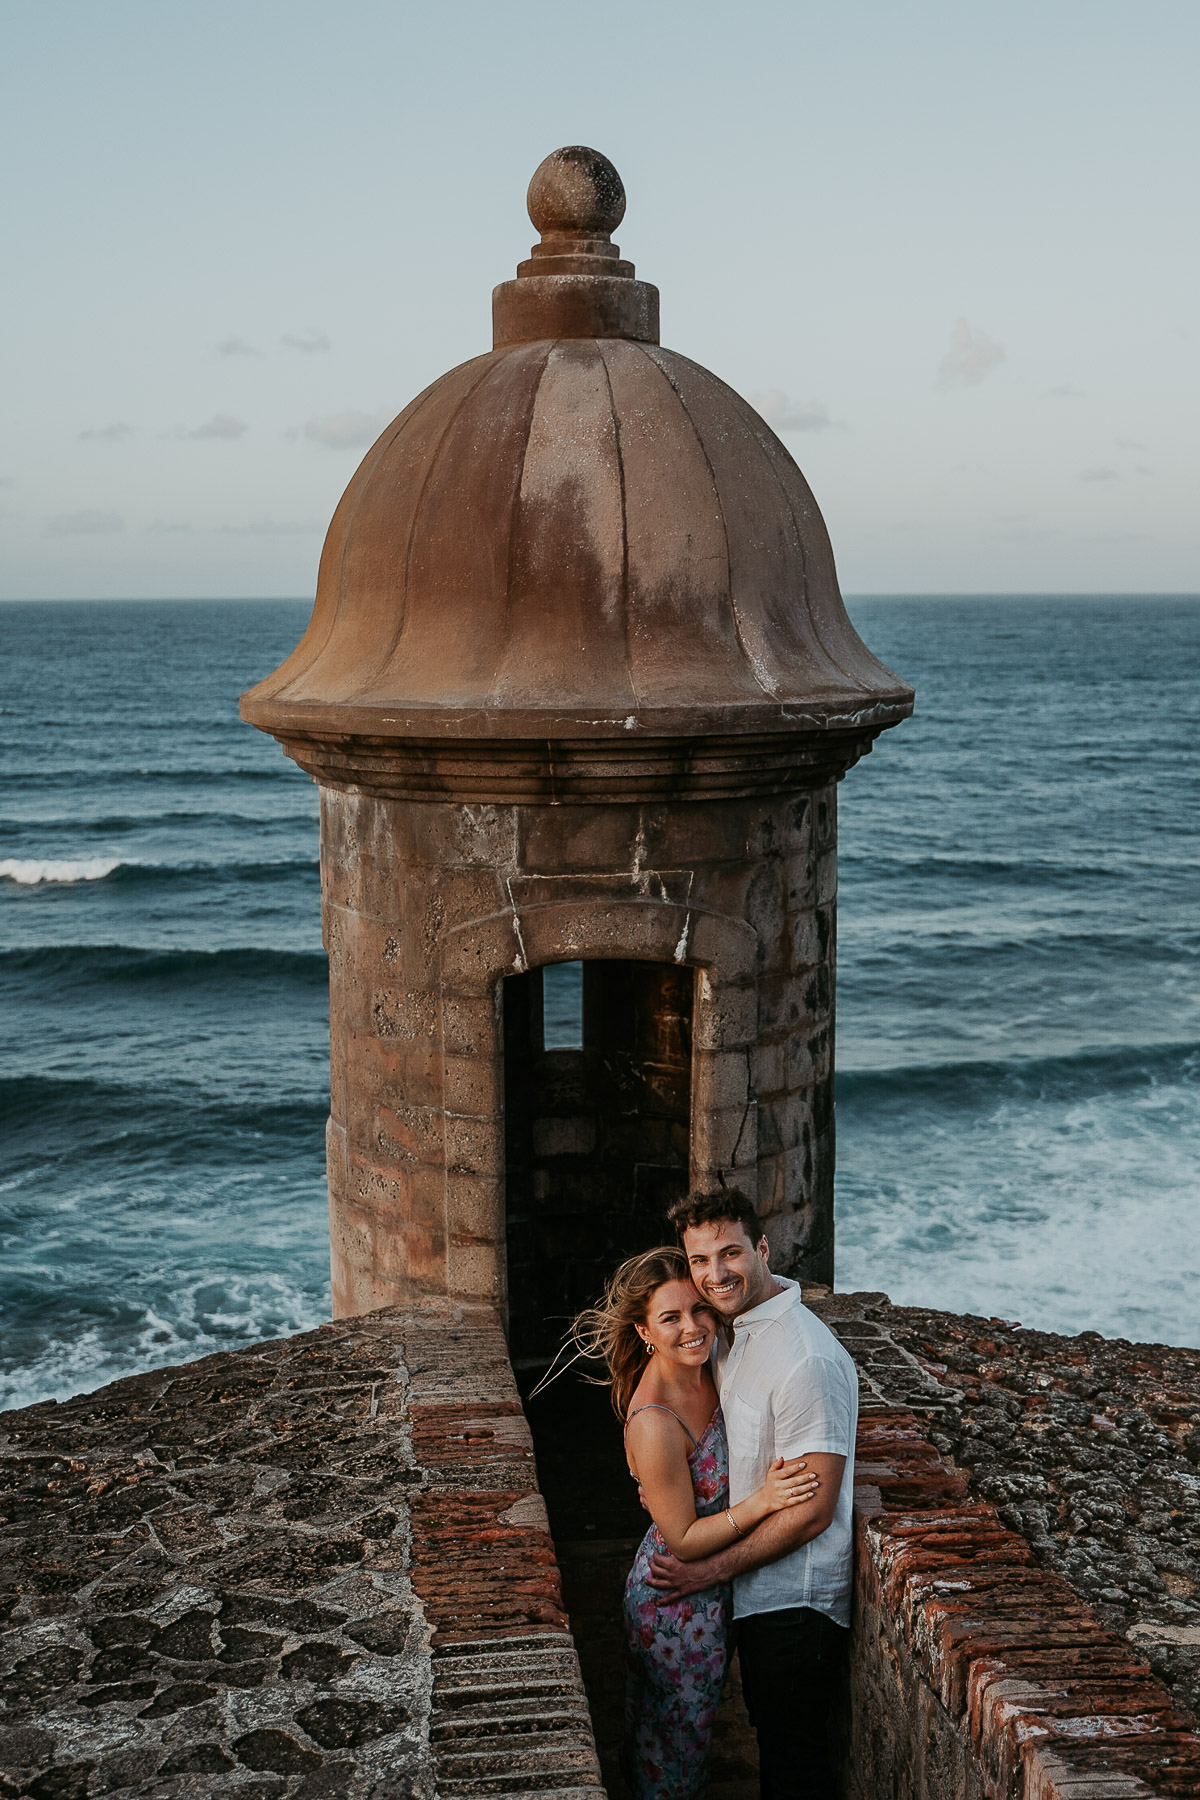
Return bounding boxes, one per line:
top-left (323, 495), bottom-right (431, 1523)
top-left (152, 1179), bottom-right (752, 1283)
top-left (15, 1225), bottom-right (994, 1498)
top-left (242, 149), bottom-right (912, 745)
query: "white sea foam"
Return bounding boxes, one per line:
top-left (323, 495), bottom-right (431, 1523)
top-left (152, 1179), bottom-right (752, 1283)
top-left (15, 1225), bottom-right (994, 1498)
top-left (0, 857), bottom-right (120, 885)
top-left (0, 1273), bottom-right (330, 1414)
top-left (836, 1064), bottom-right (1200, 1348)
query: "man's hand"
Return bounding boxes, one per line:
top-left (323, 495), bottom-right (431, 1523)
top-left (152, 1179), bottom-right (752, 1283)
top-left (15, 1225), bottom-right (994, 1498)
top-left (646, 1547), bottom-right (726, 1600)
top-left (646, 1452), bottom-right (846, 1602)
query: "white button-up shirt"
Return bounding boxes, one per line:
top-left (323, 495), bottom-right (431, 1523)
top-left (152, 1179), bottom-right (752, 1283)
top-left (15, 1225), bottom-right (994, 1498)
top-left (715, 1277), bottom-right (858, 1627)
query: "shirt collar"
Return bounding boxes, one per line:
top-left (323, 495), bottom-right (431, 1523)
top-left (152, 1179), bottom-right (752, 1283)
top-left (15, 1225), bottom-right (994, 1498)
top-left (732, 1274), bottom-right (800, 1333)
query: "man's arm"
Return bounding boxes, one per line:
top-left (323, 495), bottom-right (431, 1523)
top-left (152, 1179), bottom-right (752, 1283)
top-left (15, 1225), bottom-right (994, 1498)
top-left (646, 1452), bottom-right (845, 1600)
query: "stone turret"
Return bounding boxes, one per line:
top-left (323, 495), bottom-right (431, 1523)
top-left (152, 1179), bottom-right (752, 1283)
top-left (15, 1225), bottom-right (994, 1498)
top-left (242, 147), bottom-right (913, 1356)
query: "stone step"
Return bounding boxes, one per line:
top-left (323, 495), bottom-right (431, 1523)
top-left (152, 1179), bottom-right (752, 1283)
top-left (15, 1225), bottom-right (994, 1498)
top-left (437, 1663), bottom-right (586, 1692)
top-left (436, 1777), bottom-right (607, 1800)
top-left (432, 1703), bottom-right (593, 1741)
top-left (435, 1677), bottom-right (589, 1710)
top-left (438, 1787), bottom-right (606, 1800)
top-left (435, 1631), bottom-right (573, 1658)
top-left (435, 1742), bottom-right (602, 1781)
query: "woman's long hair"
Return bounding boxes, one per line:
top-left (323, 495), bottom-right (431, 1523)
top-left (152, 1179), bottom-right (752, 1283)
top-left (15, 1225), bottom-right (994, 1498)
top-left (569, 1245), bottom-right (694, 1420)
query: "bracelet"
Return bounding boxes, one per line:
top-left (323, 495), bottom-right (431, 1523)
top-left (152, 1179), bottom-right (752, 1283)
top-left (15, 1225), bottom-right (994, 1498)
top-left (726, 1508), bottom-right (744, 1537)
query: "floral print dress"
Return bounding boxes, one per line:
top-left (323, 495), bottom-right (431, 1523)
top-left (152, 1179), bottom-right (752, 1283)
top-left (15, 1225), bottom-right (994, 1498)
top-left (622, 1405), bottom-right (732, 1800)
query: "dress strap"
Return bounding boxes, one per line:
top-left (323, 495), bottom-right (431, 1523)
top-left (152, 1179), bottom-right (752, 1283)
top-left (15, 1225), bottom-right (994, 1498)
top-left (624, 1403), bottom-right (700, 1449)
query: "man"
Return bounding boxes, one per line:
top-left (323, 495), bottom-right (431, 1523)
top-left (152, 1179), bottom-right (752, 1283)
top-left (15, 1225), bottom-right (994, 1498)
top-left (648, 1190), bottom-right (858, 1800)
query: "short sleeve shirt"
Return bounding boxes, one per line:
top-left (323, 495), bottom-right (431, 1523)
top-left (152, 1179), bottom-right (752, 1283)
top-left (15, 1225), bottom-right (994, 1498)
top-left (714, 1277), bottom-right (858, 1627)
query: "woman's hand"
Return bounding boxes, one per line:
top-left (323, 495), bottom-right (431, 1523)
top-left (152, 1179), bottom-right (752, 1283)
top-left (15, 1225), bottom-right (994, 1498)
top-left (760, 1455), bottom-right (820, 1512)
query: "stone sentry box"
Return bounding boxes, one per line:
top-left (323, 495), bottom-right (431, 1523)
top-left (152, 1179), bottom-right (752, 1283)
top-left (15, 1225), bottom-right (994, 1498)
top-left (241, 147), bottom-right (913, 1354)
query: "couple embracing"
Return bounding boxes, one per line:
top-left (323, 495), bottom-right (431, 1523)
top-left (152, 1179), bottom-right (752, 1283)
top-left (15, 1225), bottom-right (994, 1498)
top-left (573, 1190), bottom-right (857, 1800)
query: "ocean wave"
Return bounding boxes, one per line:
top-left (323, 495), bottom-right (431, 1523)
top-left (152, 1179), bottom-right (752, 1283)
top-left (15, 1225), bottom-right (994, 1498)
top-left (840, 918), bottom-right (1200, 958)
top-left (6, 764), bottom-right (302, 787)
top-left (109, 857), bottom-right (318, 887)
top-left (840, 848), bottom-right (1200, 884)
top-left (838, 1039), bottom-right (1200, 1106)
top-left (0, 1273), bottom-right (330, 1413)
top-left (0, 1073), bottom-right (326, 1178)
top-left (0, 809), bottom-right (317, 834)
top-left (0, 1069), bottom-right (325, 1125)
top-left (0, 943), bottom-right (328, 990)
top-left (0, 857), bottom-right (120, 885)
top-left (0, 856), bottom-right (318, 890)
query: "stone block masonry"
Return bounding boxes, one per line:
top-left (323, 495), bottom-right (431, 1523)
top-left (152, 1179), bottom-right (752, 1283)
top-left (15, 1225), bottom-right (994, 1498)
top-left (318, 784), bottom-right (843, 1330)
top-left (0, 1301), bottom-right (600, 1800)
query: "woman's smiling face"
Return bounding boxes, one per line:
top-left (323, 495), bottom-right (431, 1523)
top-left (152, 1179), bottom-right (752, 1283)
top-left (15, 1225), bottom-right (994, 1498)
top-left (637, 1278), bottom-right (716, 1366)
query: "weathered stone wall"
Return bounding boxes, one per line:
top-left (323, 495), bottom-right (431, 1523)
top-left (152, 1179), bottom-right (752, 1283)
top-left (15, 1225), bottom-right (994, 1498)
top-left (6, 1294), bottom-right (1197, 1799)
top-left (0, 1301), bottom-right (599, 1800)
top-left (320, 782), bottom-right (839, 1321)
top-left (874, 1300), bottom-right (1200, 1735)
top-left (810, 1292), bottom-right (1200, 1800)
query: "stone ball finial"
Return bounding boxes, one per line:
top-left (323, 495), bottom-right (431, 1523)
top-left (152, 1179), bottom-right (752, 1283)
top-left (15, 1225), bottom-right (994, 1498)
top-left (527, 145), bottom-right (626, 239)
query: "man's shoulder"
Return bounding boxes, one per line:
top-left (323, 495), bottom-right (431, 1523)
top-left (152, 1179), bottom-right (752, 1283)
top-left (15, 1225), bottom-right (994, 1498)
top-left (771, 1291), bottom-right (851, 1357)
top-left (760, 1299), bottom-right (857, 1392)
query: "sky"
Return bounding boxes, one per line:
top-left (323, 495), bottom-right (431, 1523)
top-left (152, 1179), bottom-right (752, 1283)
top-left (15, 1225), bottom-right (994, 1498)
top-left (2, 0), bottom-right (1197, 600)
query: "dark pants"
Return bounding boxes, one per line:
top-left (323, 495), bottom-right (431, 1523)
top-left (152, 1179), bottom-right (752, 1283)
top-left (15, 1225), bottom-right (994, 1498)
top-left (736, 1606), bottom-right (848, 1800)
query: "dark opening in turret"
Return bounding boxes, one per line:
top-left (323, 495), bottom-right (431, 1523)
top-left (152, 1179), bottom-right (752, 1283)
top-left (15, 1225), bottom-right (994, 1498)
top-left (502, 958), bottom-right (693, 1368)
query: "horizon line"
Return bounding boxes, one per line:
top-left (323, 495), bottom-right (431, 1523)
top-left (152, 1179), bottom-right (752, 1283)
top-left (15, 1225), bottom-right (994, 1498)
top-left (2, 591), bottom-right (1199, 606)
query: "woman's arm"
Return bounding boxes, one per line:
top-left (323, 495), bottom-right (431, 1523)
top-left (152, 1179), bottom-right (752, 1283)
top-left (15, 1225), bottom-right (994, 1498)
top-left (626, 1412), bottom-right (817, 1562)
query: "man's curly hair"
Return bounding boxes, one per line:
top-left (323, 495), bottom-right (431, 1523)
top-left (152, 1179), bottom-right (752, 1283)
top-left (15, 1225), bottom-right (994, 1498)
top-left (666, 1188), bottom-right (765, 1246)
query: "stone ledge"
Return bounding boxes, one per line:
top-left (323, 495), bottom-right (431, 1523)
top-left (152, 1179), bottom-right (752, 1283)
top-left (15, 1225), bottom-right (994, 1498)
top-left (809, 1294), bottom-right (1200, 1800)
top-left (0, 1302), bottom-right (600, 1800)
top-left (872, 1299), bottom-right (1200, 1732)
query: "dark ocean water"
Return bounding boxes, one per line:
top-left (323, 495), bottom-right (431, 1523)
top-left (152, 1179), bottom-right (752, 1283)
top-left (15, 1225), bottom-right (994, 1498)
top-left (2, 597), bottom-right (1197, 1409)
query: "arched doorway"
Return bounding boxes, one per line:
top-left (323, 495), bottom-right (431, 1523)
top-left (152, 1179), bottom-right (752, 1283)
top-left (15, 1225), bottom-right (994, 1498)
top-left (502, 957), bottom-right (693, 1369)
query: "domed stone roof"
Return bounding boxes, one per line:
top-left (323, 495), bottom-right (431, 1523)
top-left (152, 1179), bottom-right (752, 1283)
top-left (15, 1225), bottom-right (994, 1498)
top-left (242, 148), bottom-right (912, 750)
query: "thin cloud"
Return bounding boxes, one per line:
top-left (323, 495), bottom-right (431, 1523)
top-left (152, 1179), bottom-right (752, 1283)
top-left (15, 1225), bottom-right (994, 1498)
top-left (937, 318), bottom-right (1005, 389)
top-left (1046, 384), bottom-right (1084, 399)
top-left (753, 390), bottom-right (838, 432)
top-left (46, 509), bottom-right (124, 535)
top-left (180, 414), bottom-right (248, 440)
top-left (80, 421), bottom-right (134, 442)
top-left (218, 336), bottom-right (260, 357)
top-left (1081, 466), bottom-right (1120, 482)
top-left (303, 409), bottom-right (389, 449)
top-left (0, 476), bottom-right (14, 488)
top-left (148, 520), bottom-right (192, 534)
top-left (1115, 437), bottom-right (1145, 451)
top-left (218, 519), bottom-right (323, 534)
top-left (283, 328), bottom-right (332, 353)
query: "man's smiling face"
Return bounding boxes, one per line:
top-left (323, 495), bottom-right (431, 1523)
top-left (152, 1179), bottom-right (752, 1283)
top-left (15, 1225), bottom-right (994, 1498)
top-left (681, 1217), bottom-right (775, 1319)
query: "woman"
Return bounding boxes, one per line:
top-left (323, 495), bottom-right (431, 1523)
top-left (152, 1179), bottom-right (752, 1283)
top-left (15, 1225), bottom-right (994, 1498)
top-left (571, 1246), bottom-right (819, 1800)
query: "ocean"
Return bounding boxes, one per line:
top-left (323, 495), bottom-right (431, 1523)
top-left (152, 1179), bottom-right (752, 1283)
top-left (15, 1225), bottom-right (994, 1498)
top-left (2, 596), bottom-right (1197, 1411)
